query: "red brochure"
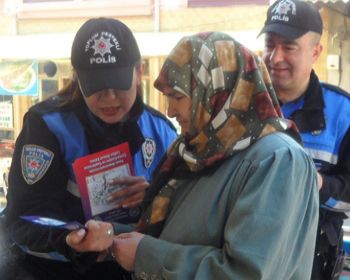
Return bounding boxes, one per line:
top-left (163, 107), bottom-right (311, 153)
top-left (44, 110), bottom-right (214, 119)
top-left (73, 143), bottom-right (141, 223)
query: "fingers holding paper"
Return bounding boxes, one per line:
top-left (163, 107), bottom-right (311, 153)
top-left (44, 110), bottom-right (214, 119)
top-left (107, 176), bottom-right (149, 208)
top-left (66, 220), bottom-right (114, 253)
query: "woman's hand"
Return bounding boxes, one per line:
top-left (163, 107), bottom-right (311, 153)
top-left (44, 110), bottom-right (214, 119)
top-left (66, 220), bottom-right (114, 253)
top-left (111, 232), bottom-right (145, 271)
top-left (107, 176), bottom-right (149, 208)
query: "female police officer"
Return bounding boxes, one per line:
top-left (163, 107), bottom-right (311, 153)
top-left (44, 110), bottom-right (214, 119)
top-left (3, 18), bottom-right (177, 280)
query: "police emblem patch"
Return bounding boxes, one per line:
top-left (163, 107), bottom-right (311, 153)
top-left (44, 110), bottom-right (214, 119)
top-left (21, 145), bottom-right (54, 185)
top-left (142, 138), bottom-right (156, 168)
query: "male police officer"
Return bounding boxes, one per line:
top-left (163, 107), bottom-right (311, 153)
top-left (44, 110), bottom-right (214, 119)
top-left (259, 0), bottom-right (350, 279)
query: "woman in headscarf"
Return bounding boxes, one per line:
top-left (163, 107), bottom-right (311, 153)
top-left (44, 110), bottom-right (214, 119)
top-left (69, 32), bottom-right (319, 279)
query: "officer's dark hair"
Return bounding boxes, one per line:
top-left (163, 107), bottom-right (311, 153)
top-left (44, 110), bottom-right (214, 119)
top-left (56, 60), bottom-right (143, 107)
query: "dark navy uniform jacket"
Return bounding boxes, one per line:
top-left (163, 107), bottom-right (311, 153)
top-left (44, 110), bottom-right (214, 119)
top-left (4, 94), bottom-right (177, 263)
top-left (282, 71), bottom-right (350, 227)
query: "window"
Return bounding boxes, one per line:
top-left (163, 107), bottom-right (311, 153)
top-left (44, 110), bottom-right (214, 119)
top-left (141, 59), bottom-right (150, 105)
top-left (41, 80), bottom-right (58, 100)
top-left (0, 96), bottom-right (14, 141)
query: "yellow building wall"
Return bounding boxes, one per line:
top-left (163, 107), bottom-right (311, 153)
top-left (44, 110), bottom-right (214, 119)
top-left (14, 5), bottom-right (267, 34)
top-left (159, 6), bottom-right (267, 32)
top-left (0, 4), bottom-right (330, 76)
top-left (7, 3), bottom-right (330, 84)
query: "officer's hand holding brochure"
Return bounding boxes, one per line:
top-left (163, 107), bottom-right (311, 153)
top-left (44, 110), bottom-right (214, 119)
top-left (73, 142), bottom-right (141, 223)
top-left (21, 143), bottom-right (140, 229)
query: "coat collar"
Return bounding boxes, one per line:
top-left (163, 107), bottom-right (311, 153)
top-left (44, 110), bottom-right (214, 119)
top-left (287, 70), bottom-right (326, 134)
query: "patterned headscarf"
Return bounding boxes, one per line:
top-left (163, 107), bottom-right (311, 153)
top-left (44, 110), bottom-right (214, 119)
top-left (137, 32), bottom-right (298, 234)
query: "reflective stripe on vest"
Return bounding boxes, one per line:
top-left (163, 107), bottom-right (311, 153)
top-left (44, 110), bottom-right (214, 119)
top-left (23, 108), bottom-right (176, 261)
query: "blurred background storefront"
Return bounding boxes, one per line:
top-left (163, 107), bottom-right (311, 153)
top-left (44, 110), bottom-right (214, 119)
top-left (1, 0), bottom-right (350, 140)
top-left (0, 0), bottom-right (269, 142)
top-left (0, 0), bottom-right (350, 206)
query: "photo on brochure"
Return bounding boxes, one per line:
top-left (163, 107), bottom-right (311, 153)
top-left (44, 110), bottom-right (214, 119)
top-left (73, 142), bottom-right (141, 223)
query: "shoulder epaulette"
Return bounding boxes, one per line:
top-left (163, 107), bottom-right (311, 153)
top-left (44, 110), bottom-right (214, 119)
top-left (321, 83), bottom-right (350, 99)
top-left (29, 96), bottom-right (64, 115)
top-left (144, 105), bottom-right (177, 131)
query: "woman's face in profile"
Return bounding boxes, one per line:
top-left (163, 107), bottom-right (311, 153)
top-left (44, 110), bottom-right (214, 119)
top-left (83, 69), bottom-right (140, 124)
top-left (164, 90), bottom-right (192, 135)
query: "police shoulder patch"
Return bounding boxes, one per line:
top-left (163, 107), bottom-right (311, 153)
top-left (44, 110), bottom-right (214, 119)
top-left (21, 145), bottom-right (54, 185)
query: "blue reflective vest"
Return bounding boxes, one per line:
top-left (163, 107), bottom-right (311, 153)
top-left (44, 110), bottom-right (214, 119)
top-left (282, 82), bottom-right (350, 212)
top-left (42, 106), bottom-right (177, 195)
top-left (10, 100), bottom-right (177, 262)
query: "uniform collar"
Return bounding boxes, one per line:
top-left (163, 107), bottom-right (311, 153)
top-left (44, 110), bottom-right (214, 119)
top-left (74, 96), bottom-right (145, 155)
top-left (302, 70), bottom-right (325, 111)
top-left (286, 70), bottom-right (326, 134)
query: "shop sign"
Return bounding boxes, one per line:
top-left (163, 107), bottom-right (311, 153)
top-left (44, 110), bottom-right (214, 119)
top-left (0, 102), bottom-right (13, 129)
top-left (0, 60), bottom-right (38, 96)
